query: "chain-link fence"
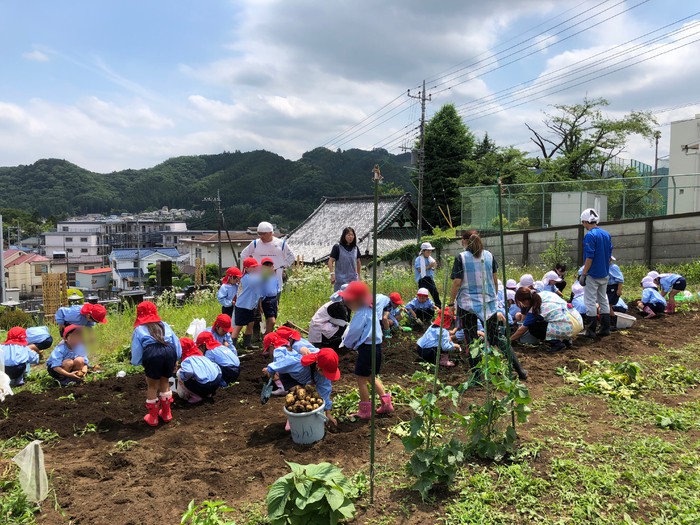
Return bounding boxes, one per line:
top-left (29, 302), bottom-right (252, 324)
top-left (460, 173), bottom-right (700, 233)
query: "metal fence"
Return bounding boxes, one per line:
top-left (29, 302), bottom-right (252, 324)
top-left (460, 173), bottom-right (700, 233)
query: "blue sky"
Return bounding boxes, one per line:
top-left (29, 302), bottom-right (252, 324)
top-left (1, 0), bottom-right (699, 171)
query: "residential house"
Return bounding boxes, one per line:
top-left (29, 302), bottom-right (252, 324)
top-left (2, 249), bottom-right (50, 297)
top-left (109, 248), bottom-right (181, 290)
top-left (285, 193), bottom-right (419, 263)
top-left (75, 268), bottom-right (112, 291)
top-left (180, 230), bottom-right (262, 269)
top-left (668, 114), bottom-right (700, 214)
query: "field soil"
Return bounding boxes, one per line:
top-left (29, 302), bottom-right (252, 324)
top-left (1, 310), bottom-right (699, 525)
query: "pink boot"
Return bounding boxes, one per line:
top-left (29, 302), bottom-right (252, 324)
top-left (643, 306), bottom-right (657, 319)
top-left (285, 419), bottom-right (291, 432)
top-left (144, 400), bottom-right (160, 427)
top-left (158, 393), bottom-right (173, 422)
top-left (376, 394), bottom-right (395, 415)
top-left (439, 355), bottom-right (456, 367)
top-left (351, 401), bottom-right (372, 420)
top-left (665, 299), bottom-right (676, 314)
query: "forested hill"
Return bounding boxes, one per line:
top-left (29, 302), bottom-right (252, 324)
top-left (0, 148), bottom-right (413, 230)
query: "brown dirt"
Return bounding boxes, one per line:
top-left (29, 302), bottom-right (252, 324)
top-left (2, 310), bottom-right (699, 525)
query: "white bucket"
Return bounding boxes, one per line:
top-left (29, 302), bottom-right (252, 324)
top-left (283, 402), bottom-right (327, 445)
top-left (615, 312), bottom-right (636, 329)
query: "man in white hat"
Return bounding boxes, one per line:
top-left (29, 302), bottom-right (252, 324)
top-left (414, 241), bottom-right (441, 307)
top-left (579, 208), bottom-right (613, 337)
top-left (240, 221), bottom-right (296, 291)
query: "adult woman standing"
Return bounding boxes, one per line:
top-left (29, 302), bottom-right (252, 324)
top-left (510, 289), bottom-right (583, 352)
top-left (328, 227), bottom-right (361, 292)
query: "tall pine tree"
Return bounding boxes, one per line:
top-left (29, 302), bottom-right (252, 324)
top-left (418, 104), bottom-right (474, 229)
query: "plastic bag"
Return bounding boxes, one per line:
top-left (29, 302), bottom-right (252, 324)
top-left (12, 440), bottom-right (49, 503)
top-left (186, 318), bottom-right (207, 340)
top-left (0, 371), bottom-right (13, 402)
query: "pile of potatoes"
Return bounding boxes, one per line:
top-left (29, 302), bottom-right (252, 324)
top-left (285, 385), bottom-right (324, 413)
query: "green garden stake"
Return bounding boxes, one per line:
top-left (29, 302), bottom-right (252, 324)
top-left (369, 164), bottom-right (382, 505)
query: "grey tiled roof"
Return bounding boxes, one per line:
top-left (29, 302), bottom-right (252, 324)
top-left (287, 193), bottom-right (416, 262)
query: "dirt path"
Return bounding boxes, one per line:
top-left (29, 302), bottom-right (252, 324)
top-left (2, 310), bottom-right (698, 525)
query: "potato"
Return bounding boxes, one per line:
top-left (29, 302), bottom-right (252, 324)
top-left (312, 404), bottom-right (319, 410)
top-left (297, 388), bottom-right (307, 399)
top-left (285, 394), bottom-right (295, 404)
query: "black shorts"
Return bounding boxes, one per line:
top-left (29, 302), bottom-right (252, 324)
top-left (671, 277), bottom-right (686, 292)
top-left (644, 302), bottom-right (666, 314)
top-left (184, 377), bottom-right (221, 398)
top-left (279, 373), bottom-right (302, 392)
top-left (606, 284), bottom-right (621, 306)
top-left (220, 365), bottom-right (240, 384)
top-left (261, 297), bottom-right (278, 319)
top-left (221, 305), bottom-right (234, 317)
top-left (415, 345), bottom-right (438, 364)
top-left (234, 306), bottom-right (255, 327)
top-left (354, 343), bottom-right (382, 377)
top-left (142, 343), bottom-right (178, 380)
top-left (4, 364), bottom-right (26, 380)
top-left (31, 337), bottom-right (53, 351)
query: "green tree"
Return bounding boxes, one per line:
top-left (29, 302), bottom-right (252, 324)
top-left (419, 104), bottom-right (474, 228)
top-left (526, 97), bottom-right (657, 180)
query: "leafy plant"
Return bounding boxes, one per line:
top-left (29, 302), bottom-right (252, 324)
top-left (181, 500), bottom-right (236, 525)
top-left (115, 440), bottom-right (139, 452)
top-left (0, 465), bottom-right (38, 524)
top-left (0, 310), bottom-right (33, 330)
top-left (539, 232), bottom-right (572, 271)
top-left (266, 462), bottom-right (356, 525)
top-left (73, 423), bottom-right (97, 437)
top-left (654, 364), bottom-right (700, 394)
top-left (557, 359), bottom-right (645, 399)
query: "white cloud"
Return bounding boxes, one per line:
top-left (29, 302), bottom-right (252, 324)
top-left (22, 50), bottom-right (49, 62)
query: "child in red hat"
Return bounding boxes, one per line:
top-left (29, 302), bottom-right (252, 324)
top-left (131, 301), bottom-right (182, 427)
top-left (415, 308), bottom-right (460, 367)
top-left (339, 281), bottom-right (394, 419)
top-left (231, 258), bottom-right (263, 350)
top-left (54, 302), bottom-right (108, 336)
top-left (2, 327), bottom-right (41, 387)
top-left (218, 267), bottom-right (242, 317)
top-left (208, 313), bottom-right (235, 348)
top-left (46, 325), bottom-right (89, 386)
top-left (176, 337), bottom-right (222, 403)
top-left (196, 331), bottom-right (240, 385)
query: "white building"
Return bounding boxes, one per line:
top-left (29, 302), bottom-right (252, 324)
top-left (180, 230), bottom-right (260, 269)
top-left (668, 115), bottom-right (700, 214)
top-left (109, 248), bottom-right (182, 290)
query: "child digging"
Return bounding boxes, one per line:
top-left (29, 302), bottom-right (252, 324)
top-left (2, 327), bottom-right (40, 387)
top-left (176, 338), bottom-right (222, 404)
top-left (339, 281), bottom-right (394, 419)
top-left (46, 325), bottom-right (89, 386)
top-left (131, 301), bottom-right (182, 427)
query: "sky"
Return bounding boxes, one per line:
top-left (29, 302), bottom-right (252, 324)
top-left (1, 0), bottom-right (699, 172)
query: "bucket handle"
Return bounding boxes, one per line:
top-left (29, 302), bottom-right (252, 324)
top-left (315, 411), bottom-right (328, 423)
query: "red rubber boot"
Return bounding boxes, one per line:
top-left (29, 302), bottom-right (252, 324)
top-left (144, 400), bottom-right (160, 427)
top-left (158, 393), bottom-right (173, 423)
top-left (351, 401), bottom-right (372, 420)
top-left (376, 394), bottom-right (395, 415)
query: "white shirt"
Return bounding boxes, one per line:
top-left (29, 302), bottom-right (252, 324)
top-left (240, 237), bottom-right (295, 289)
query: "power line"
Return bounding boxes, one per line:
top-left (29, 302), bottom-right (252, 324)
top-left (333, 98), bottom-right (414, 149)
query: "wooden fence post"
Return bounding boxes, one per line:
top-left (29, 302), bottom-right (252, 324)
top-left (522, 232), bottom-right (529, 266)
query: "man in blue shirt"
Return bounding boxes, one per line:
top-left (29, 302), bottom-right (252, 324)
top-left (579, 208), bottom-right (613, 337)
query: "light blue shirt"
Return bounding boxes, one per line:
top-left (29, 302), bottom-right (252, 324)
top-left (387, 305), bottom-right (402, 326)
top-left (217, 283), bottom-right (237, 308)
top-left (540, 283), bottom-right (558, 294)
top-left (26, 326), bottom-right (51, 345)
top-left (608, 264), bottom-right (624, 285)
top-left (659, 274), bottom-right (682, 293)
top-left (235, 272), bottom-right (263, 310)
top-left (180, 355), bottom-right (221, 384)
top-left (615, 297), bottom-right (628, 312)
top-left (292, 338), bottom-right (319, 354)
top-left (572, 296), bottom-right (587, 315)
top-left (414, 256), bottom-right (434, 282)
top-left (262, 274), bottom-right (280, 298)
top-left (2, 344), bottom-right (40, 368)
top-left (642, 288), bottom-right (666, 306)
top-left (416, 325), bottom-right (454, 351)
top-left (508, 303), bottom-right (520, 320)
top-left (130, 322), bottom-right (182, 366)
top-left (206, 326), bottom-right (234, 348)
top-left (375, 294), bottom-right (391, 319)
top-left (54, 305), bottom-right (93, 327)
top-left (47, 341), bottom-right (89, 368)
top-left (204, 345), bottom-right (240, 369)
top-left (405, 297), bottom-right (435, 312)
top-left (266, 347), bottom-right (333, 410)
top-left (343, 305), bottom-right (382, 349)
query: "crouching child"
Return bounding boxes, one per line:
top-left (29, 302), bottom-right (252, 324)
top-left (2, 327), bottom-right (40, 387)
top-left (46, 325), bottom-right (88, 386)
top-left (196, 331), bottom-right (240, 385)
top-left (176, 338), bottom-right (222, 404)
top-left (416, 308), bottom-right (460, 368)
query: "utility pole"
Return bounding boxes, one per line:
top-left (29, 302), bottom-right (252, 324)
top-left (136, 218), bottom-right (142, 289)
top-left (653, 130), bottom-right (661, 176)
top-left (203, 191), bottom-right (223, 277)
top-left (408, 80), bottom-right (431, 242)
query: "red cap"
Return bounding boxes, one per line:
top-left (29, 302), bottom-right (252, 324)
top-left (63, 324), bottom-right (82, 339)
top-left (213, 314), bottom-right (233, 333)
top-left (223, 267), bottom-right (243, 284)
top-left (4, 326), bottom-right (27, 346)
top-left (195, 331), bottom-right (220, 350)
top-left (243, 257), bottom-right (259, 269)
top-left (338, 280), bottom-right (371, 304)
top-left (263, 332), bottom-right (287, 351)
top-left (180, 337), bottom-right (203, 360)
top-left (432, 307), bottom-right (454, 328)
top-left (134, 301), bottom-right (162, 327)
top-left (301, 348), bottom-right (341, 381)
top-left (81, 303), bottom-right (108, 324)
top-left (261, 257), bottom-right (274, 266)
top-left (389, 292), bottom-right (403, 305)
top-left (276, 326), bottom-right (301, 342)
